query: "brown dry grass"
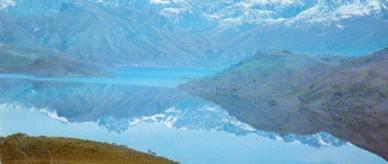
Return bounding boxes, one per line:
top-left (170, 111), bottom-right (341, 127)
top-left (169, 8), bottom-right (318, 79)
top-left (0, 133), bottom-right (177, 164)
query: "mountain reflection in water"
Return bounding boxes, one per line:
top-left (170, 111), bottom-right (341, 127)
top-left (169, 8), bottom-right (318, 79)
top-left (0, 67), bottom-right (386, 163)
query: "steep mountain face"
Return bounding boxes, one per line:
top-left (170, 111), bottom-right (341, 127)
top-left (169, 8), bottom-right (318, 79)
top-left (144, 0), bottom-right (386, 31)
top-left (0, 44), bottom-right (105, 76)
top-left (182, 48), bottom-right (388, 160)
top-left (1, 0), bottom-right (387, 67)
top-left (228, 15), bottom-right (388, 57)
top-left (0, 0), bottom-right (222, 67)
top-left (147, 0), bottom-right (388, 56)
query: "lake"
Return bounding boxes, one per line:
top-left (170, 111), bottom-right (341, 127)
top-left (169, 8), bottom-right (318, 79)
top-left (0, 67), bottom-right (386, 164)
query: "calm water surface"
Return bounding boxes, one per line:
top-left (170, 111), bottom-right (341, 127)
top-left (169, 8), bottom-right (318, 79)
top-left (0, 67), bottom-right (386, 164)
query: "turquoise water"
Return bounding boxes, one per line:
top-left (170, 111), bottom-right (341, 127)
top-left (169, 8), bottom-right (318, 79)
top-left (0, 67), bottom-right (219, 88)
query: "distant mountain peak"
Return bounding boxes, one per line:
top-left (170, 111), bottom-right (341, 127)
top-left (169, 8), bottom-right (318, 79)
top-left (1, 0), bottom-right (386, 65)
top-left (287, 0), bottom-right (385, 23)
top-left (144, 0), bottom-right (386, 26)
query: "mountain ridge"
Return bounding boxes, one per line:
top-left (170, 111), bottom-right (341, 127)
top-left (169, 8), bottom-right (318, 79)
top-left (0, 0), bottom-right (387, 67)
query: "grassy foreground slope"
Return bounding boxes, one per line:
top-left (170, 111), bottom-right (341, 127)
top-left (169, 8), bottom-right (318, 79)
top-left (182, 49), bottom-right (388, 160)
top-left (0, 133), bottom-right (176, 164)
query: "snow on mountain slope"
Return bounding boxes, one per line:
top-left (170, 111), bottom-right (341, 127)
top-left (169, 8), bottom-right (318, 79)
top-left (288, 0), bottom-right (386, 23)
top-left (2, 0), bottom-right (386, 28)
top-left (146, 0), bottom-right (386, 25)
top-left (0, 0), bottom-right (224, 66)
top-left (0, 0), bottom-right (387, 66)
top-left (143, 0), bottom-right (388, 56)
top-left (206, 0), bottom-right (388, 56)
top-left (0, 0), bottom-right (15, 9)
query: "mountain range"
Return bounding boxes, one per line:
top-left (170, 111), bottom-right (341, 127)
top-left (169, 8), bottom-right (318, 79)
top-left (1, 0), bottom-right (387, 160)
top-left (0, 0), bottom-right (387, 68)
top-left (0, 0), bottom-right (221, 67)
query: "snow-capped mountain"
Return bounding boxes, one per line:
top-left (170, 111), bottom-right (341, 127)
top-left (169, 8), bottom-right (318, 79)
top-left (95, 0), bottom-right (387, 57)
top-left (142, 0), bottom-right (386, 27)
top-left (142, 0), bottom-right (388, 56)
top-left (288, 0), bottom-right (386, 23)
top-left (2, 0), bottom-right (386, 29)
top-left (0, 0), bottom-right (387, 66)
top-left (0, 0), bottom-right (224, 67)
